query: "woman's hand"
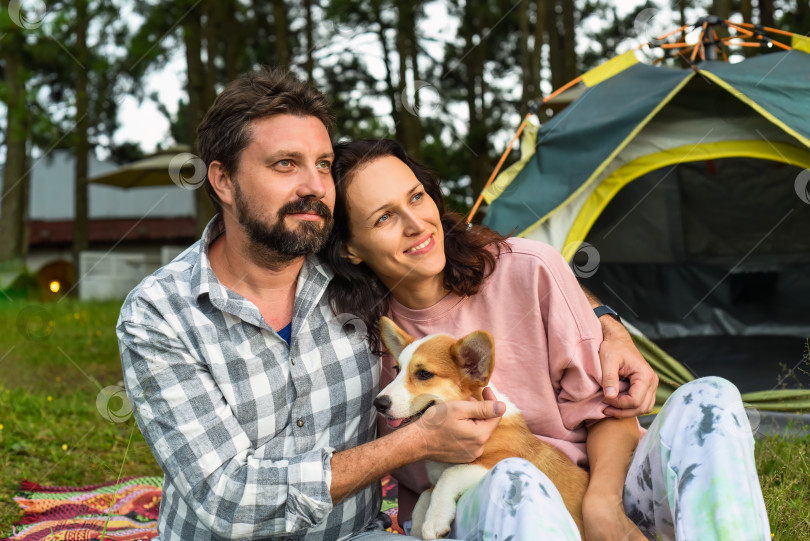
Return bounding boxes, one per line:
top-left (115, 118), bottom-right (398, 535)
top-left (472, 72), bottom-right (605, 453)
top-left (598, 316), bottom-right (658, 418)
top-left (582, 489), bottom-right (646, 541)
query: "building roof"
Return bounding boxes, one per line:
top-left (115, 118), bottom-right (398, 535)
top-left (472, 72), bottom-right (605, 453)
top-left (29, 217), bottom-right (198, 247)
top-left (0, 149), bottom-right (195, 220)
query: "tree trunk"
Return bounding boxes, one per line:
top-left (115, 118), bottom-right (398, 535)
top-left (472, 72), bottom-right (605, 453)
top-left (758, 0), bottom-right (774, 27)
top-left (741, 0), bottom-right (752, 22)
top-left (461, 6), bottom-right (491, 197)
top-left (713, 0), bottom-right (732, 19)
top-left (203, 0), bottom-right (217, 106)
top-left (373, 9), bottom-right (401, 131)
top-left (72, 0), bottom-right (90, 294)
top-left (0, 29), bottom-right (29, 262)
top-left (273, 0), bottom-right (289, 70)
top-left (223, 0), bottom-right (239, 81)
top-left (546, 0), bottom-right (563, 89)
top-left (20, 152), bottom-right (31, 259)
top-left (532, 0), bottom-right (545, 101)
top-left (304, 0), bottom-right (314, 82)
top-left (409, 3), bottom-right (421, 113)
top-left (519, 0), bottom-right (531, 114)
top-left (561, 0), bottom-right (576, 82)
top-left (712, 0), bottom-right (732, 44)
top-left (395, 0), bottom-right (422, 158)
top-left (252, 0), bottom-right (273, 62)
top-left (184, 5), bottom-right (216, 234)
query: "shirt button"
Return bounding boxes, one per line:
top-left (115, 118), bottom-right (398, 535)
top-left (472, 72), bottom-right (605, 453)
top-left (291, 358), bottom-right (295, 365)
top-left (296, 419), bottom-right (304, 427)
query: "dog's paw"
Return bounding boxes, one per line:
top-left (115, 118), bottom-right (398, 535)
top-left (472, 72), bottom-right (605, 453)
top-left (409, 514), bottom-right (424, 539)
top-left (421, 519), bottom-right (452, 540)
top-left (421, 504), bottom-right (455, 539)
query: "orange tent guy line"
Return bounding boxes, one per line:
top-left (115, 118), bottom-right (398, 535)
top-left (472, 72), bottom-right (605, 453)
top-left (467, 75), bottom-right (583, 223)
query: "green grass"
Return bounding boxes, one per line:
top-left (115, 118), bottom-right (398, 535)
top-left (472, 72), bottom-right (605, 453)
top-left (0, 300), bottom-right (808, 538)
top-left (0, 299), bottom-right (160, 536)
top-left (756, 432), bottom-right (810, 538)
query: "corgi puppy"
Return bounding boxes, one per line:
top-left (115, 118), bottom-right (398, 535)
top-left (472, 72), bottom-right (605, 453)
top-left (374, 316), bottom-right (589, 540)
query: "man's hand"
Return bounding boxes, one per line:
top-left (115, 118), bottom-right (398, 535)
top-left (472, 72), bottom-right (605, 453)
top-left (599, 317), bottom-right (658, 418)
top-left (413, 388), bottom-right (504, 463)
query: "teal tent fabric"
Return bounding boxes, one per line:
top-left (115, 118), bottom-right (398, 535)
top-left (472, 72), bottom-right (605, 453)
top-left (483, 62), bottom-right (690, 236)
top-left (483, 50), bottom-right (810, 238)
top-left (701, 51), bottom-right (810, 144)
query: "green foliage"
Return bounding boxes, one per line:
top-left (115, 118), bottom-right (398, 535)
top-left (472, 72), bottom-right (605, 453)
top-left (108, 140), bottom-right (147, 165)
top-left (0, 270), bottom-right (40, 301)
top-left (16, 0), bottom-right (129, 152)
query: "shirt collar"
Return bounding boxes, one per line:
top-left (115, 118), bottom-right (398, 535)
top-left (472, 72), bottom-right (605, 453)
top-left (191, 214), bottom-right (334, 327)
top-left (191, 214), bottom-right (225, 302)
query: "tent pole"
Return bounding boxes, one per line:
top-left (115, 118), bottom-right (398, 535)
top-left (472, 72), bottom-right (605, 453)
top-left (633, 24), bottom-right (691, 51)
top-left (726, 20), bottom-right (795, 51)
top-left (734, 21), bottom-right (798, 37)
top-left (467, 75), bottom-right (583, 224)
top-left (711, 28), bottom-right (728, 61)
top-left (466, 113), bottom-right (532, 224)
top-left (691, 22), bottom-right (709, 61)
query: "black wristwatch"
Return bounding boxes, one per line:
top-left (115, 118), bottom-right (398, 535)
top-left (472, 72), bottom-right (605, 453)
top-left (593, 305), bottom-right (621, 323)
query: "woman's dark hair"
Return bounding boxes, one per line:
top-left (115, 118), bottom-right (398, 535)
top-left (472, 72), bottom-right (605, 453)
top-left (324, 139), bottom-right (510, 355)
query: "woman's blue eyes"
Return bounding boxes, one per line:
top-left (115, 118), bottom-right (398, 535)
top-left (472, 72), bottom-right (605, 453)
top-left (374, 192), bottom-right (426, 226)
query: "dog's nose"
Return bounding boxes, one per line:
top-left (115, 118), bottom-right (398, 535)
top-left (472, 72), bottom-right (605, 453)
top-left (374, 395), bottom-right (391, 413)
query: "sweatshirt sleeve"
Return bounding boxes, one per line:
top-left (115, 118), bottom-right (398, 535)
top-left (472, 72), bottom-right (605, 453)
top-left (532, 243), bottom-right (609, 430)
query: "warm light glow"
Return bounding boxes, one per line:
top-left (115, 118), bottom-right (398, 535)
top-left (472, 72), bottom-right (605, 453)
top-left (49, 280), bottom-right (61, 293)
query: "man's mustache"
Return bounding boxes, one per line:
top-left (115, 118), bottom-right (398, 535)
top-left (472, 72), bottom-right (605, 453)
top-left (279, 198), bottom-right (332, 220)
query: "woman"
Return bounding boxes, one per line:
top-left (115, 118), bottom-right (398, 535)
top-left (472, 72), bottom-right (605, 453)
top-left (324, 139), bottom-right (770, 541)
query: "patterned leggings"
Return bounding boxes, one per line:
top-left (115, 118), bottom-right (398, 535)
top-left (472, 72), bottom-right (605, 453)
top-left (449, 377), bottom-right (771, 541)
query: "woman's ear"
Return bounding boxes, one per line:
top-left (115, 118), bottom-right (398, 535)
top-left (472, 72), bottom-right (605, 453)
top-left (340, 243), bottom-right (363, 265)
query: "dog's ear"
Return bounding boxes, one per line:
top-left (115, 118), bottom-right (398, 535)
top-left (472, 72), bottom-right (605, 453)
top-left (380, 316), bottom-right (415, 360)
top-left (450, 331), bottom-right (495, 385)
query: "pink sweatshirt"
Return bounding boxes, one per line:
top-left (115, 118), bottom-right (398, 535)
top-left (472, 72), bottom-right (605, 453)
top-left (379, 238), bottom-right (638, 509)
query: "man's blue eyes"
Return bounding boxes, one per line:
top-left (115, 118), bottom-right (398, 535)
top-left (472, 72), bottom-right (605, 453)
top-left (275, 160), bottom-right (331, 168)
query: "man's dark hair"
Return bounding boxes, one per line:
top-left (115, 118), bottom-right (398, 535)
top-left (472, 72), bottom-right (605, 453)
top-left (196, 67), bottom-right (335, 213)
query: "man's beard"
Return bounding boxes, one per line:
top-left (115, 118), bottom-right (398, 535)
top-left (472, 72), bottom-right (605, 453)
top-left (233, 181), bottom-right (334, 261)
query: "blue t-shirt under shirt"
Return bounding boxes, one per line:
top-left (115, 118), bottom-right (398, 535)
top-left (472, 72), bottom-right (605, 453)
top-left (276, 321), bottom-right (292, 344)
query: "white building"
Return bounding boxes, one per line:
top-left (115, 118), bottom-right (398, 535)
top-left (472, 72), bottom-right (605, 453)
top-left (0, 150), bottom-right (197, 300)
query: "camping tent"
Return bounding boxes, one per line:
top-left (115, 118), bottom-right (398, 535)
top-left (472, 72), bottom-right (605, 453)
top-left (480, 35), bottom-right (810, 415)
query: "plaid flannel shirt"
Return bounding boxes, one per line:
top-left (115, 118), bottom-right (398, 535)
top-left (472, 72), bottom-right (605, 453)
top-left (117, 217), bottom-right (382, 540)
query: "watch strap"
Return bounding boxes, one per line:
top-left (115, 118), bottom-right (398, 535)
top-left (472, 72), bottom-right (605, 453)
top-left (593, 305), bottom-right (620, 322)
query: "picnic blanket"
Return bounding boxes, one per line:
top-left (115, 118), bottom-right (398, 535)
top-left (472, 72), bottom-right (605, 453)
top-left (5, 476), bottom-right (162, 540)
top-left (5, 475), bottom-right (403, 540)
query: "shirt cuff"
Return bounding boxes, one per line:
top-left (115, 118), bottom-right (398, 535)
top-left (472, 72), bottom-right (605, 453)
top-left (284, 447), bottom-right (335, 531)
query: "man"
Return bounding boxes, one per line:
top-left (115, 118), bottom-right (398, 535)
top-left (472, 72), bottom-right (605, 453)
top-left (117, 68), bottom-right (657, 540)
